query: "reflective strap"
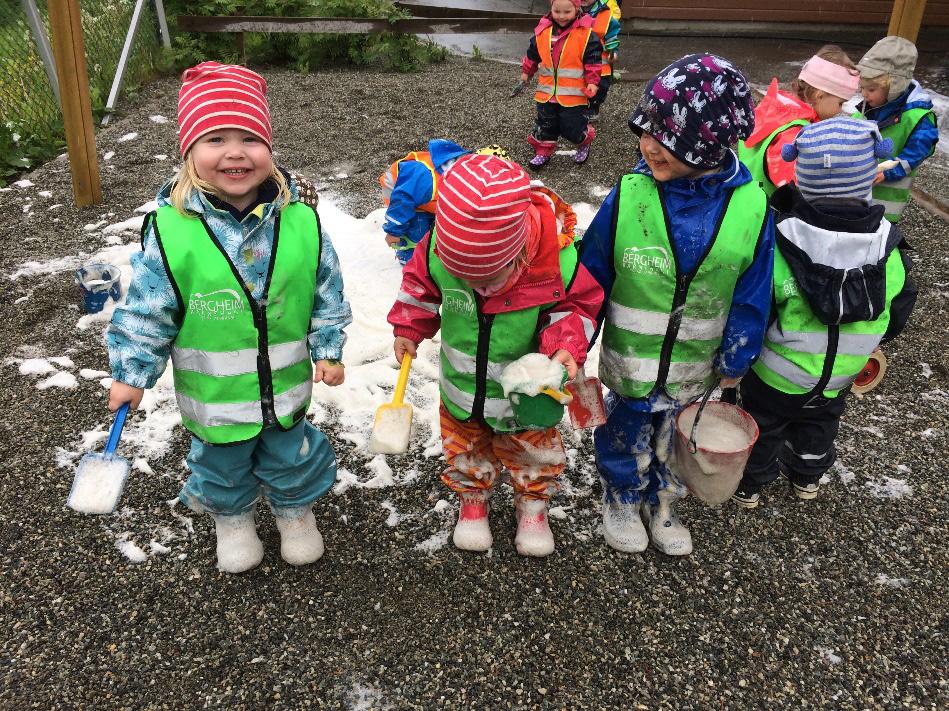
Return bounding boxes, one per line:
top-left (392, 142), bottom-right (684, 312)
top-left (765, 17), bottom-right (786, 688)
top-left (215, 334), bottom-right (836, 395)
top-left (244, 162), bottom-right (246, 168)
top-left (536, 85), bottom-right (554, 98)
top-left (608, 301), bottom-right (725, 340)
top-left (759, 346), bottom-right (856, 391)
top-left (600, 345), bottom-right (712, 384)
top-left (886, 176), bottom-right (913, 190)
top-left (767, 326), bottom-right (882, 356)
top-left (171, 340), bottom-right (308, 377)
top-left (440, 374), bottom-right (513, 421)
top-left (784, 442), bottom-right (828, 461)
top-left (873, 198), bottom-right (907, 216)
top-left (397, 290), bottom-right (440, 314)
top-left (177, 392), bottom-right (263, 428)
top-left (274, 380), bottom-right (312, 419)
top-left (442, 343), bottom-right (511, 383)
top-left (538, 67), bottom-right (554, 77)
top-left (556, 86), bottom-right (586, 97)
top-left (557, 68), bottom-right (584, 79)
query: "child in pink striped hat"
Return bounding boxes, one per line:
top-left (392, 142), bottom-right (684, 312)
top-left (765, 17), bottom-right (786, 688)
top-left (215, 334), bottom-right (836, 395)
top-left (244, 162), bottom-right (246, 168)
top-left (106, 62), bottom-right (352, 573)
top-left (386, 154), bottom-right (604, 557)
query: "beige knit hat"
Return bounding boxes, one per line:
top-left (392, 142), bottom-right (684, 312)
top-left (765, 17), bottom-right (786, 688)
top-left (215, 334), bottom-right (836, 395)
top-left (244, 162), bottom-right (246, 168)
top-left (857, 36), bottom-right (917, 101)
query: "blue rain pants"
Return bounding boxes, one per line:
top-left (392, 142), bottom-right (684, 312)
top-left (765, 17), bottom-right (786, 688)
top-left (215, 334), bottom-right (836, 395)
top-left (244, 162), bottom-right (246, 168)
top-left (593, 390), bottom-right (687, 505)
top-left (179, 419), bottom-right (337, 516)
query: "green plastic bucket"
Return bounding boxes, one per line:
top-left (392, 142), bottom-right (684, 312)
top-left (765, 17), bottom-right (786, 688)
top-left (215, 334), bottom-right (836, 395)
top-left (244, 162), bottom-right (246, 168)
top-left (509, 370), bottom-right (567, 430)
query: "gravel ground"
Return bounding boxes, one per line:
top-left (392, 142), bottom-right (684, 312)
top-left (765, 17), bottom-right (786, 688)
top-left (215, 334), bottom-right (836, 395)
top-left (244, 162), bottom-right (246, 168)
top-left (1, 56), bottom-right (947, 709)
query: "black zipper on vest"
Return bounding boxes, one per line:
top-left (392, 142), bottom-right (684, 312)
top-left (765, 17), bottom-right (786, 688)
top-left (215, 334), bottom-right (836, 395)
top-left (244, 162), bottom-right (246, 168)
top-left (471, 296), bottom-right (495, 422)
top-left (198, 215), bottom-right (279, 427)
top-left (652, 186), bottom-right (733, 392)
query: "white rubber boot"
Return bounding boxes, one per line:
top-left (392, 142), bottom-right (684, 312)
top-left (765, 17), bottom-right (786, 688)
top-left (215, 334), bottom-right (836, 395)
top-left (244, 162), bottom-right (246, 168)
top-left (643, 490), bottom-right (693, 556)
top-left (514, 497), bottom-right (555, 558)
top-left (452, 491), bottom-right (492, 552)
top-left (212, 510), bottom-right (264, 573)
top-left (602, 494), bottom-right (648, 553)
top-left (274, 508), bottom-right (325, 566)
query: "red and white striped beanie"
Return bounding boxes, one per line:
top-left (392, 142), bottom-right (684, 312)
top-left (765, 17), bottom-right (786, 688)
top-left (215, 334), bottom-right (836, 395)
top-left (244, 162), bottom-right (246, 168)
top-left (434, 154), bottom-right (531, 280)
top-left (177, 62), bottom-right (272, 156)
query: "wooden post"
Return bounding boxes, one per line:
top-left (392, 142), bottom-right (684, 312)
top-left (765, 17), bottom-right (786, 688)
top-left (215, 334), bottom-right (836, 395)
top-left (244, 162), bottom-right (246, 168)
top-left (47, 0), bottom-right (102, 207)
top-left (888, 0), bottom-right (928, 42)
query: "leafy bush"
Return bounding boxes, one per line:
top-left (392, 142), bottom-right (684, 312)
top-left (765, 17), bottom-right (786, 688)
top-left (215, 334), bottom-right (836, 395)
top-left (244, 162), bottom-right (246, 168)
top-left (164, 0), bottom-right (448, 72)
top-left (0, 120), bottom-right (65, 186)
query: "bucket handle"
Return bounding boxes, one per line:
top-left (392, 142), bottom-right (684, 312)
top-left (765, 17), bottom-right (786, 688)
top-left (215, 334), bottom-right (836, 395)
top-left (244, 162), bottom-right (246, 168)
top-left (687, 384), bottom-right (717, 454)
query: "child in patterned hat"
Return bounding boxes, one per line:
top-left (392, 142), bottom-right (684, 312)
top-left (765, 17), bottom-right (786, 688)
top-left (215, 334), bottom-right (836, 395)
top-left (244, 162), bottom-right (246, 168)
top-left (580, 54), bottom-right (775, 556)
top-left (732, 117), bottom-right (917, 508)
top-left (518, 0), bottom-right (603, 167)
top-left (106, 62), bottom-right (352, 573)
top-left (387, 154), bottom-right (604, 557)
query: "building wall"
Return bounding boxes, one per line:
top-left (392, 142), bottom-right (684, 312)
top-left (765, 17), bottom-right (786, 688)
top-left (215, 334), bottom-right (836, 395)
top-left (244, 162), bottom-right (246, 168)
top-left (620, 0), bottom-right (949, 26)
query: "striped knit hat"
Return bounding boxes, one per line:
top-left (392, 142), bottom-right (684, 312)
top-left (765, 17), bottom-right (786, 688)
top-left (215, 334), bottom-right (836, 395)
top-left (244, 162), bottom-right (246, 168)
top-left (434, 154), bottom-right (531, 280)
top-left (177, 62), bottom-right (272, 156)
top-left (782, 117), bottom-right (893, 200)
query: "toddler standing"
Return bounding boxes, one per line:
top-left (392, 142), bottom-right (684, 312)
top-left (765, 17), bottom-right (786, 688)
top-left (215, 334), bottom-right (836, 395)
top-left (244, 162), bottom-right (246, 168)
top-left (856, 36), bottom-right (939, 223)
top-left (519, 0), bottom-right (603, 167)
top-left (580, 54), bottom-right (774, 555)
top-left (107, 63), bottom-right (352, 573)
top-left (387, 154), bottom-right (603, 557)
top-left (580, 0), bottom-right (621, 121)
top-left (733, 117), bottom-right (917, 506)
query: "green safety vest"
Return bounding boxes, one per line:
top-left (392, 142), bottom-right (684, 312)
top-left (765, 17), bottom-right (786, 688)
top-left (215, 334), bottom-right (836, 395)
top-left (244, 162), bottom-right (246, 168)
top-left (872, 107), bottom-right (937, 223)
top-left (601, 174), bottom-right (766, 399)
top-left (753, 241), bottom-right (906, 398)
top-left (737, 119), bottom-right (810, 197)
top-left (153, 203), bottom-right (320, 444)
top-left (429, 230), bottom-right (579, 432)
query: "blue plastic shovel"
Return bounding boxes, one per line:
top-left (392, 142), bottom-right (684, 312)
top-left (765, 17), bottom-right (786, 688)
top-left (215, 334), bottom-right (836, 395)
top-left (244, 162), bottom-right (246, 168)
top-left (67, 403), bottom-right (131, 514)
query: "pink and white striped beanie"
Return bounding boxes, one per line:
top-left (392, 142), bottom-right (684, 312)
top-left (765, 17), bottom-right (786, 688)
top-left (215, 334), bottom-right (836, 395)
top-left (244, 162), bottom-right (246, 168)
top-left (434, 154), bottom-right (532, 280)
top-left (177, 62), bottom-right (272, 156)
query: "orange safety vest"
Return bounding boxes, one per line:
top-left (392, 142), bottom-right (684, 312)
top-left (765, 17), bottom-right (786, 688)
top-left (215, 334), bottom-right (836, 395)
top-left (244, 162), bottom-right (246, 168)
top-left (535, 24), bottom-right (593, 107)
top-left (591, 9), bottom-right (613, 77)
top-left (378, 151), bottom-right (439, 214)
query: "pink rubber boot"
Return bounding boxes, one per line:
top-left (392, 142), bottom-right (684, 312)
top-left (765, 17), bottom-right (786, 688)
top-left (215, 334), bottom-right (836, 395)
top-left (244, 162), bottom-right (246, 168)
top-left (452, 490), bottom-right (492, 552)
top-left (528, 135), bottom-right (557, 168)
top-left (574, 124), bottom-right (596, 164)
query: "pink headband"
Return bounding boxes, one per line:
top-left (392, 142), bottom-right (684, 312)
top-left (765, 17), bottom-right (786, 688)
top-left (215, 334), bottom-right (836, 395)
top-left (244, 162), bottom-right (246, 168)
top-left (798, 55), bottom-right (859, 100)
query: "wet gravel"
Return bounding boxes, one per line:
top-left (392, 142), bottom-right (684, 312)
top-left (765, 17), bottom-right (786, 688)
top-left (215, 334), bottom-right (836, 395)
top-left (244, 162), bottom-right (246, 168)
top-left (1, 56), bottom-right (947, 709)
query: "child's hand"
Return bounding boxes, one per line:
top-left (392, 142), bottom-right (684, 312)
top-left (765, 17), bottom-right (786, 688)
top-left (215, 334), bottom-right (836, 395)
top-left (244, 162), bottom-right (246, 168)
top-left (109, 381), bottom-right (144, 411)
top-left (584, 83), bottom-right (598, 98)
top-left (873, 171), bottom-right (886, 185)
top-left (384, 233), bottom-right (401, 248)
top-left (519, 72), bottom-right (529, 83)
top-left (719, 375), bottom-right (742, 389)
top-left (551, 349), bottom-right (578, 381)
top-left (394, 337), bottom-right (418, 364)
top-left (314, 360), bottom-right (345, 386)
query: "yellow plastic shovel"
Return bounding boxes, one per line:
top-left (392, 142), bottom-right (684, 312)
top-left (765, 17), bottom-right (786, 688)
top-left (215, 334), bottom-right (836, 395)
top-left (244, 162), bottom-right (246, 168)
top-left (368, 354), bottom-right (413, 454)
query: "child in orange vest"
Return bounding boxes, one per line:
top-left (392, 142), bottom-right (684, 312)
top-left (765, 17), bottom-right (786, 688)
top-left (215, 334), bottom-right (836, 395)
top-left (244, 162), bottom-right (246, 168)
top-left (519, 0), bottom-right (603, 167)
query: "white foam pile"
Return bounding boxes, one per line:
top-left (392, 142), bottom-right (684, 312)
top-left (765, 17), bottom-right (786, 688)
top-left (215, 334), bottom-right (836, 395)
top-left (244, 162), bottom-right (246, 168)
top-left (500, 353), bottom-right (565, 397)
top-left (67, 456), bottom-right (129, 514)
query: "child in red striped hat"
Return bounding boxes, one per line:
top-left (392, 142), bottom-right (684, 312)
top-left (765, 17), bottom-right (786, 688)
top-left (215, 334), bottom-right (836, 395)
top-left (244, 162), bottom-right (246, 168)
top-left (386, 154), bottom-right (604, 557)
top-left (106, 62), bottom-right (352, 573)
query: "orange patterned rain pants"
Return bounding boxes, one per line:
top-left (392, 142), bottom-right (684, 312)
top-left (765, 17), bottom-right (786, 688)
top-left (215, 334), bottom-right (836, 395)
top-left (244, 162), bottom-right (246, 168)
top-left (439, 403), bottom-right (566, 501)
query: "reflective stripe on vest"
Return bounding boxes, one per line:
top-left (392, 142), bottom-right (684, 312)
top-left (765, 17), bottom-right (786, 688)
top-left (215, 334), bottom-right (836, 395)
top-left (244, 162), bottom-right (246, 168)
top-left (737, 119), bottom-right (809, 197)
top-left (378, 151), bottom-right (439, 214)
top-left (535, 25), bottom-right (593, 107)
top-left (752, 242), bottom-right (906, 397)
top-left (155, 203), bottom-right (319, 444)
top-left (429, 229), bottom-right (580, 432)
top-left (591, 9), bottom-right (612, 76)
top-left (601, 174), bottom-right (766, 400)
top-left (872, 107), bottom-right (937, 223)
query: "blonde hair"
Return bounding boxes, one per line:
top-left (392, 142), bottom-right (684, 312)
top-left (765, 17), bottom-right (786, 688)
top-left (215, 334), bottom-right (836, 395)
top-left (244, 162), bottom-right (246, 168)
top-left (860, 73), bottom-right (891, 92)
top-left (793, 44), bottom-right (858, 104)
top-left (170, 151), bottom-right (291, 215)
